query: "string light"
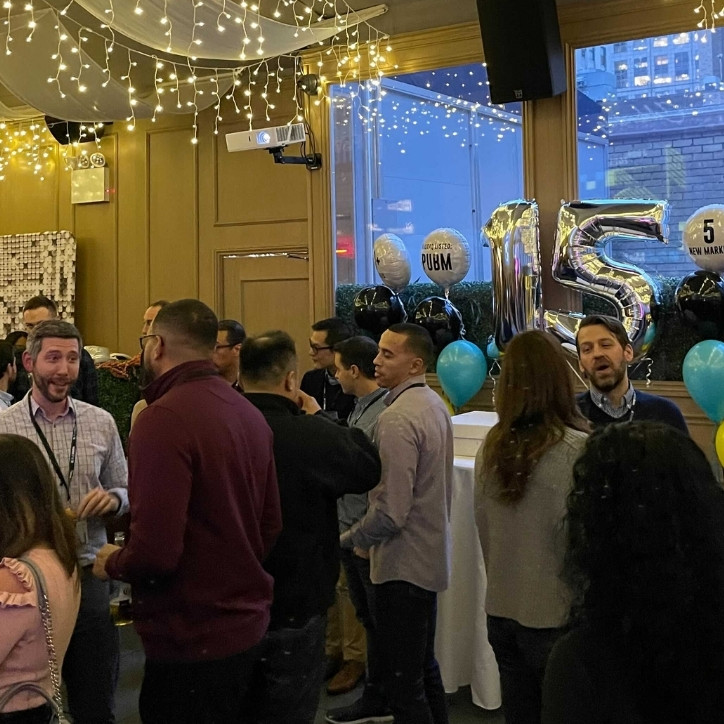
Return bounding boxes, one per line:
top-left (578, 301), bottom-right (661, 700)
top-left (693, 0), bottom-right (724, 30)
top-left (0, 117), bottom-right (56, 181)
top-left (1, 0), bottom-right (396, 148)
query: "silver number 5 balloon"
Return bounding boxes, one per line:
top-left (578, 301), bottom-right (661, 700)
top-left (543, 200), bottom-right (669, 360)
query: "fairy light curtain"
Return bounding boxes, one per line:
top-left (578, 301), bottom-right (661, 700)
top-left (0, 230), bottom-right (76, 335)
top-left (69, 0), bottom-right (386, 64)
top-left (0, 9), bottom-right (234, 123)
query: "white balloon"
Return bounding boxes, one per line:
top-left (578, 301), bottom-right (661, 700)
top-left (421, 228), bottom-right (471, 291)
top-left (374, 234), bottom-right (411, 292)
top-left (683, 204), bottom-right (724, 273)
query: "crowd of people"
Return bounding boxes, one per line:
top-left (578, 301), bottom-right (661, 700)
top-left (0, 295), bottom-right (722, 724)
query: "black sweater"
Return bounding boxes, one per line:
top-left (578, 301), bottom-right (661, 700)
top-left (245, 393), bottom-right (381, 628)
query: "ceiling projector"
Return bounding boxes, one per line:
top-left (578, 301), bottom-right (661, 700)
top-left (225, 123), bottom-right (305, 153)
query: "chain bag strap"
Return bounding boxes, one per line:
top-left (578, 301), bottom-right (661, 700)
top-left (0, 556), bottom-right (68, 723)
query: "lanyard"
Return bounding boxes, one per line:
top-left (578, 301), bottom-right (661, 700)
top-left (348, 389), bottom-right (387, 427)
top-left (28, 395), bottom-right (77, 502)
top-left (387, 382), bottom-right (426, 408)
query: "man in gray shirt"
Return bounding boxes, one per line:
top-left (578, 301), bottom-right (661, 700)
top-left (326, 336), bottom-right (389, 724)
top-left (0, 319), bottom-right (128, 723)
top-left (340, 323), bottom-right (453, 724)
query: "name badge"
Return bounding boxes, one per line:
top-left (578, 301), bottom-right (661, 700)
top-left (75, 519), bottom-right (89, 545)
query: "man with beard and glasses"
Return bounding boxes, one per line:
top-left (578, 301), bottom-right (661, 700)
top-left (0, 319), bottom-right (129, 723)
top-left (575, 315), bottom-right (687, 432)
top-left (93, 299), bottom-right (282, 724)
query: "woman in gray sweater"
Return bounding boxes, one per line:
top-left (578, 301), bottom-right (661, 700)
top-left (474, 330), bottom-right (589, 724)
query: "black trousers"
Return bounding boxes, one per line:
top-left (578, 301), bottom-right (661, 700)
top-left (139, 645), bottom-right (261, 724)
top-left (487, 615), bottom-right (566, 724)
top-left (374, 580), bottom-right (448, 724)
top-left (62, 567), bottom-right (119, 724)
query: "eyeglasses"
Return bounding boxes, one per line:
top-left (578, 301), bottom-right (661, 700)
top-left (139, 334), bottom-right (160, 352)
top-left (214, 343), bottom-right (235, 351)
top-left (309, 343), bottom-right (333, 353)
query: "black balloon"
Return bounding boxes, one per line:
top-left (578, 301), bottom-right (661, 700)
top-left (675, 270), bottom-right (724, 340)
top-left (353, 285), bottom-right (407, 336)
top-left (412, 296), bottom-right (465, 353)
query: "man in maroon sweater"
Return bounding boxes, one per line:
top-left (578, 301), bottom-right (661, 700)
top-left (94, 299), bottom-right (282, 724)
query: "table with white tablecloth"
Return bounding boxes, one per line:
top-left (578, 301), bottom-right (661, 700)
top-left (435, 455), bottom-right (501, 710)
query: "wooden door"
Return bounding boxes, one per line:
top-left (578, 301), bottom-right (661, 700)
top-left (216, 249), bottom-right (313, 373)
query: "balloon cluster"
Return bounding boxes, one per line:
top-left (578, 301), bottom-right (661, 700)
top-left (676, 205), bottom-right (724, 341)
top-left (355, 229), bottom-right (473, 351)
top-left (683, 341), bottom-right (724, 467)
top-left (351, 230), bottom-right (485, 410)
top-left (675, 271), bottom-right (724, 340)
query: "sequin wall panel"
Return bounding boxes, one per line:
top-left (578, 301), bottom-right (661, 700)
top-left (0, 230), bottom-right (76, 335)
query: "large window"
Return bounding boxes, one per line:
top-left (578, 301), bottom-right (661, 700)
top-left (330, 64), bottom-right (524, 286)
top-left (576, 29), bottom-right (724, 277)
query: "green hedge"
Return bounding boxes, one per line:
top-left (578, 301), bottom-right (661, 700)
top-left (97, 366), bottom-right (141, 447)
top-left (336, 277), bottom-right (700, 381)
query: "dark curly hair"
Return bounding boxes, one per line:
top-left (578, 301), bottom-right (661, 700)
top-left (564, 421), bottom-right (724, 721)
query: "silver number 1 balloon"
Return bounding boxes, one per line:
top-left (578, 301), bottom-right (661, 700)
top-left (482, 200), bottom-right (543, 350)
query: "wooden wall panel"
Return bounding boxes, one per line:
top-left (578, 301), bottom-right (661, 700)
top-left (115, 125), bottom-right (150, 347)
top-left (72, 158), bottom-right (118, 347)
top-left (148, 127), bottom-right (198, 302)
top-left (0, 145), bottom-right (60, 235)
top-left (214, 118), bottom-right (309, 226)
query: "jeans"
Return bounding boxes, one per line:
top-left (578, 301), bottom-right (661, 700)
top-left (374, 581), bottom-right (448, 724)
top-left (139, 646), bottom-right (260, 724)
top-left (247, 614), bottom-right (326, 724)
top-left (340, 549), bottom-right (385, 704)
top-left (487, 615), bottom-right (566, 724)
top-left (62, 567), bottom-right (119, 724)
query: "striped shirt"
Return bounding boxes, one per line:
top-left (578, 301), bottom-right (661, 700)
top-left (0, 392), bottom-right (128, 565)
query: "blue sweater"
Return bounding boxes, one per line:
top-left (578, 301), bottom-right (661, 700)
top-left (576, 389), bottom-right (688, 433)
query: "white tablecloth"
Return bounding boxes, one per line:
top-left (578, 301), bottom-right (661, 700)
top-left (435, 456), bottom-right (502, 710)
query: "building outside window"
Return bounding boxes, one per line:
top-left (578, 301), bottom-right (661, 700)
top-left (675, 51), bottom-right (690, 80)
top-left (615, 62), bottom-right (629, 89)
top-left (654, 55), bottom-right (670, 84)
top-left (576, 29), bottom-right (724, 277)
top-left (634, 56), bottom-right (650, 86)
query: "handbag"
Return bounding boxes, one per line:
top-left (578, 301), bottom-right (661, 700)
top-left (0, 556), bottom-right (68, 724)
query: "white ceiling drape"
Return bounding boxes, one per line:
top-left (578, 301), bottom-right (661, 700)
top-left (0, 9), bottom-right (234, 122)
top-left (71, 0), bottom-right (387, 64)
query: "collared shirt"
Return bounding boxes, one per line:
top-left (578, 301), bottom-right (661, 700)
top-left (338, 387), bottom-right (387, 532)
top-left (589, 382), bottom-right (636, 420)
top-left (346, 374), bottom-right (453, 592)
top-left (0, 389), bottom-right (12, 409)
top-left (0, 392), bottom-right (128, 565)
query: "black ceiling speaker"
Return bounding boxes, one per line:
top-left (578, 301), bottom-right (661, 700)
top-left (44, 116), bottom-right (110, 145)
top-left (476, 0), bottom-right (566, 104)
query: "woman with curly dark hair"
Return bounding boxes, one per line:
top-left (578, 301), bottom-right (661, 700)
top-left (543, 421), bottom-right (724, 723)
top-left (475, 330), bottom-right (590, 724)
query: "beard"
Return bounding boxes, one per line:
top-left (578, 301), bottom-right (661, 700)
top-left (588, 359), bottom-right (627, 393)
top-left (33, 373), bottom-right (73, 404)
top-left (138, 349), bottom-right (157, 388)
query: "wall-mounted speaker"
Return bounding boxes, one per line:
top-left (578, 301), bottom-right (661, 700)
top-left (476, 0), bottom-right (566, 105)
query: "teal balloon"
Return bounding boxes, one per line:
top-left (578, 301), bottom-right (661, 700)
top-left (436, 340), bottom-right (487, 408)
top-left (683, 340), bottom-right (724, 422)
top-left (486, 337), bottom-right (501, 360)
